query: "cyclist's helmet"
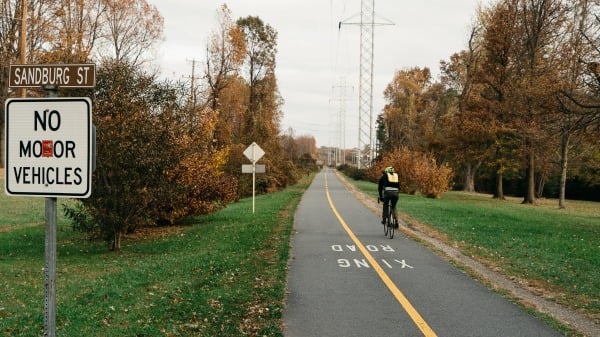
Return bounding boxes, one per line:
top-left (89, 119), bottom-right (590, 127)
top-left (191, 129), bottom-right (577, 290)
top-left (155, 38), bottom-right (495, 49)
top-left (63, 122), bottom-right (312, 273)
top-left (384, 166), bottom-right (394, 173)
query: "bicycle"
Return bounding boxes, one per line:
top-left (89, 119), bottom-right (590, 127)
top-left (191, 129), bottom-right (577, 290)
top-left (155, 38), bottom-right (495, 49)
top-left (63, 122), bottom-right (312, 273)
top-left (383, 204), bottom-right (397, 239)
top-left (379, 197), bottom-right (397, 239)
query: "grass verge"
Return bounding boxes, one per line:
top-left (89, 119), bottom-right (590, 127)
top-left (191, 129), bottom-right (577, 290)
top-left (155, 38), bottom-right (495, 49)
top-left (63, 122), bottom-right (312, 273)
top-left (0, 172), bottom-right (313, 337)
top-left (349, 177), bottom-right (600, 325)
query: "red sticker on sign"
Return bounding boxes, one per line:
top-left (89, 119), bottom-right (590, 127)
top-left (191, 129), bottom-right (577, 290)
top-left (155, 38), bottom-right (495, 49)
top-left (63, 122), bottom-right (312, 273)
top-left (42, 140), bottom-right (53, 157)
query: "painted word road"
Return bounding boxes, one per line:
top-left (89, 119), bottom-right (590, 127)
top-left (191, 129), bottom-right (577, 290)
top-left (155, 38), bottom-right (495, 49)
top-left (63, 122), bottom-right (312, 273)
top-left (331, 244), bottom-right (414, 269)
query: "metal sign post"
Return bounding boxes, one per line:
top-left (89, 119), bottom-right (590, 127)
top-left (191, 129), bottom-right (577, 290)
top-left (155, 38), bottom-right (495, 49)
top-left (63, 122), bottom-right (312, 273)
top-left (5, 64), bottom-right (94, 336)
top-left (243, 142), bottom-right (265, 213)
top-left (44, 86), bottom-right (58, 337)
top-left (252, 163), bottom-right (256, 213)
top-left (44, 196), bottom-right (57, 337)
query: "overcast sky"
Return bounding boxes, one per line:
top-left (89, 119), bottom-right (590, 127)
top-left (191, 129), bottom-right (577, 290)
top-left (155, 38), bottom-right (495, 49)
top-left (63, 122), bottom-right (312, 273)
top-left (147, 0), bottom-right (488, 149)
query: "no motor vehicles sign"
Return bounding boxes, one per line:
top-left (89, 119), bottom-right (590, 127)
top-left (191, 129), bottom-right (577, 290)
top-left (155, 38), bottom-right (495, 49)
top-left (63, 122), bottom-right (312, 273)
top-left (4, 97), bottom-right (92, 197)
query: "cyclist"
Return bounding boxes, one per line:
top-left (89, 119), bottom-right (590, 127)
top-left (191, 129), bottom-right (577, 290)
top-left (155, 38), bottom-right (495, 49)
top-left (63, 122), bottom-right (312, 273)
top-left (378, 166), bottom-right (400, 228)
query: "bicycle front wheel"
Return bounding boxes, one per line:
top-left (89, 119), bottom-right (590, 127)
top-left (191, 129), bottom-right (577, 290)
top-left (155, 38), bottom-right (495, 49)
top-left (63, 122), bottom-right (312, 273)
top-left (386, 209), bottom-right (394, 239)
top-left (383, 216), bottom-right (389, 236)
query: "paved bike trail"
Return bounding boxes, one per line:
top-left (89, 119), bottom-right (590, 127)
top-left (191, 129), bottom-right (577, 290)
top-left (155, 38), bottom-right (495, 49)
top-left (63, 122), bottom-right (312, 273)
top-left (283, 169), bottom-right (563, 337)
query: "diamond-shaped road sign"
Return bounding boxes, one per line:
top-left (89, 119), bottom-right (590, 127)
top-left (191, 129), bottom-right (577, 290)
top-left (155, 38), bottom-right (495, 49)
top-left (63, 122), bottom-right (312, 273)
top-left (243, 142), bottom-right (265, 163)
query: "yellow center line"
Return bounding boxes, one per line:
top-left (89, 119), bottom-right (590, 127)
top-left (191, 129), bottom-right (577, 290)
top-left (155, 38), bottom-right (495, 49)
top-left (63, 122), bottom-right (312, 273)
top-left (324, 172), bottom-right (438, 337)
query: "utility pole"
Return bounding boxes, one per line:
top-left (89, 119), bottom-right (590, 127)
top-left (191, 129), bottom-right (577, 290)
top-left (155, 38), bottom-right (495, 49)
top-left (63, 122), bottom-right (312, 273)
top-left (339, 0), bottom-right (393, 168)
top-left (187, 58), bottom-right (200, 106)
top-left (19, 0), bottom-right (27, 98)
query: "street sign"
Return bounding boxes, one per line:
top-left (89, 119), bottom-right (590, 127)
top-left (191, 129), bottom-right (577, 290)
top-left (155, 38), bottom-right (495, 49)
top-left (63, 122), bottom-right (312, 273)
top-left (4, 97), bottom-right (93, 197)
top-left (243, 142), bottom-right (265, 163)
top-left (242, 142), bottom-right (266, 214)
top-left (9, 64), bottom-right (96, 88)
top-left (242, 164), bottom-right (265, 174)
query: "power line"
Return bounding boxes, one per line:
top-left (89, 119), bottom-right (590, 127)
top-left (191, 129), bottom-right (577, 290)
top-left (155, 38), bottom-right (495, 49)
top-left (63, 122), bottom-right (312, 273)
top-left (339, 0), bottom-right (393, 168)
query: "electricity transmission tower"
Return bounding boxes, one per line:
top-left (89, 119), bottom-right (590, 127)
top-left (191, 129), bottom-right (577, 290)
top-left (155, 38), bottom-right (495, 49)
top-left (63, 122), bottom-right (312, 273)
top-left (331, 77), bottom-right (352, 166)
top-left (340, 0), bottom-right (393, 168)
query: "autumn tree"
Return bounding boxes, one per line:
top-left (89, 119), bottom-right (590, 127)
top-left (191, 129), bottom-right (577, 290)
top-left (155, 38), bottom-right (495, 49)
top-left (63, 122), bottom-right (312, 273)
top-left (419, 81), bottom-right (458, 157)
top-left (278, 132), bottom-right (319, 169)
top-left (38, 0), bottom-right (103, 63)
top-left (440, 48), bottom-right (495, 192)
top-left (236, 15), bottom-right (280, 145)
top-left (475, 0), bottom-right (535, 200)
top-left (234, 15), bottom-right (295, 193)
top-left (66, 61), bottom-right (237, 250)
top-left (0, 0), bottom-right (23, 168)
top-left (0, 0), bottom-right (162, 72)
top-left (204, 4), bottom-right (245, 110)
top-left (371, 0), bottom-right (599, 202)
top-left (279, 128), bottom-right (299, 162)
top-left (0, 0), bottom-right (48, 166)
top-left (1, 0), bottom-right (164, 168)
top-left (213, 75), bottom-right (249, 147)
top-left (515, 0), bottom-right (569, 204)
top-left (379, 64), bottom-right (462, 166)
top-left (95, 0), bottom-right (163, 67)
top-left (380, 67), bottom-right (432, 152)
top-left (294, 135), bottom-right (317, 159)
top-left (203, 4), bottom-right (247, 159)
top-left (553, 0), bottom-right (600, 207)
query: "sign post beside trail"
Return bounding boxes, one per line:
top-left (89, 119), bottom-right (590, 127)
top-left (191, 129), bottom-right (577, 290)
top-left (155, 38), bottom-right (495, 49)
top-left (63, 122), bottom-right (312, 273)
top-left (6, 63), bottom-right (95, 337)
top-left (243, 142), bottom-right (265, 214)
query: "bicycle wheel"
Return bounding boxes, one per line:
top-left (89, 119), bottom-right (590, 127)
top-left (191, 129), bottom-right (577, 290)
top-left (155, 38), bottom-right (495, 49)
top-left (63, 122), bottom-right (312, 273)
top-left (383, 213), bottom-right (389, 236)
top-left (386, 209), bottom-right (394, 239)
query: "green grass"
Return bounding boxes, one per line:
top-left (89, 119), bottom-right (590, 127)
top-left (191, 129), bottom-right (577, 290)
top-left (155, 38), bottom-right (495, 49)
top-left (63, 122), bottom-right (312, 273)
top-left (0, 171), bottom-right (312, 336)
top-left (3, 171), bottom-right (598, 335)
top-left (350, 177), bottom-right (600, 321)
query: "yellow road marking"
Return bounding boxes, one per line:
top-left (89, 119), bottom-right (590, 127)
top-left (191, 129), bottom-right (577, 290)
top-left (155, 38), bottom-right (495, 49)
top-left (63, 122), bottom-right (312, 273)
top-left (324, 172), bottom-right (438, 337)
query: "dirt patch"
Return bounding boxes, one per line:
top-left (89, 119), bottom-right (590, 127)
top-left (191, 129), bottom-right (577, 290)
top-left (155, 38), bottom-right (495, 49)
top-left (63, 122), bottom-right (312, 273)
top-left (0, 223), bottom-right (40, 233)
top-left (123, 225), bottom-right (185, 241)
top-left (335, 170), bottom-right (599, 337)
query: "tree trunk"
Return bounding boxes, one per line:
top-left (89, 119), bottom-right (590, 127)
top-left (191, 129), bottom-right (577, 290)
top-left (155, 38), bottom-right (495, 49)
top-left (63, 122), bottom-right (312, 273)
top-left (558, 132), bottom-right (570, 209)
top-left (463, 161), bottom-right (481, 192)
top-left (523, 150), bottom-right (536, 204)
top-left (463, 163), bottom-right (475, 192)
top-left (111, 231), bottom-right (122, 251)
top-left (535, 172), bottom-right (546, 199)
top-left (493, 166), bottom-right (505, 200)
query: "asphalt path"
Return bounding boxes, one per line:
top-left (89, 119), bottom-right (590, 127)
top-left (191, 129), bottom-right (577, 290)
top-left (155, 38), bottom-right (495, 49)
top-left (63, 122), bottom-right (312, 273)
top-left (283, 169), bottom-right (564, 337)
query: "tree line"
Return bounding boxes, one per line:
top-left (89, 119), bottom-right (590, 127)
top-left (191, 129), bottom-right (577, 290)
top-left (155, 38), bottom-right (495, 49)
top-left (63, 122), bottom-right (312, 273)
top-left (374, 0), bottom-right (599, 207)
top-left (0, 1), bottom-right (318, 250)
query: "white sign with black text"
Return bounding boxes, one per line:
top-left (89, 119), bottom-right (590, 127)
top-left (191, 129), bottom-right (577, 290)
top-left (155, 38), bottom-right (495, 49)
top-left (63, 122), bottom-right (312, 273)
top-left (4, 97), bottom-right (92, 198)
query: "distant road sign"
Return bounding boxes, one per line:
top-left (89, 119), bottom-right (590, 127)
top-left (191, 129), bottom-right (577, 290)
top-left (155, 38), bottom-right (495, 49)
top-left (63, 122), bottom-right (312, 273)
top-left (9, 64), bottom-right (96, 88)
top-left (4, 97), bottom-right (93, 197)
top-left (242, 164), bottom-right (265, 174)
top-left (243, 142), bottom-right (265, 163)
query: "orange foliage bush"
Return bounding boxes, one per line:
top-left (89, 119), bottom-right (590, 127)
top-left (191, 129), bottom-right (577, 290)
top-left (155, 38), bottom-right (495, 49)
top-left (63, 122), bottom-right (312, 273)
top-left (369, 148), bottom-right (453, 198)
top-left (66, 62), bottom-right (239, 250)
